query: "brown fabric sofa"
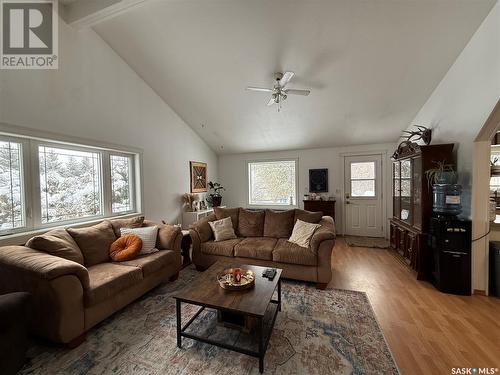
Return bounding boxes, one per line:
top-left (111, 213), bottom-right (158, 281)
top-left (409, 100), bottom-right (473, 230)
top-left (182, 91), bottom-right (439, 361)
top-left (0, 217), bottom-right (182, 346)
top-left (190, 207), bottom-right (335, 288)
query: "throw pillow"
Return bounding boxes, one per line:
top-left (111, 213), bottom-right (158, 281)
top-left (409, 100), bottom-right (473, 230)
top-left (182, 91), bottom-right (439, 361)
top-left (26, 229), bottom-right (84, 265)
top-left (209, 217), bottom-right (237, 242)
top-left (67, 221), bottom-right (116, 267)
top-left (109, 216), bottom-right (145, 237)
top-left (288, 219), bottom-right (321, 248)
top-left (120, 226), bottom-right (159, 254)
top-left (109, 234), bottom-right (143, 262)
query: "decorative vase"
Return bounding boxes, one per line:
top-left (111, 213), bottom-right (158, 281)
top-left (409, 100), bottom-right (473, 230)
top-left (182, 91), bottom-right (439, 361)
top-left (212, 195), bottom-right (222, 207)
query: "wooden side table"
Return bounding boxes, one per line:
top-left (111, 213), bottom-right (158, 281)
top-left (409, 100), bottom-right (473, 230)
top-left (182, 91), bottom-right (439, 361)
top-left (180, 230), bottom-right (192, 267)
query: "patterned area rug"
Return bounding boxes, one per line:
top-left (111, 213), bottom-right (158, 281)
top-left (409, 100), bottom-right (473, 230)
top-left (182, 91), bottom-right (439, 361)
top-left (345, 236), bottom-right (390, 249)
top-left (21, 267), bottom-right (398, 374)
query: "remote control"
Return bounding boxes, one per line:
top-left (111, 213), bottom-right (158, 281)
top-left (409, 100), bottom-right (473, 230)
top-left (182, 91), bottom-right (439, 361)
top-left (262, 268), bottom-right (276, 280)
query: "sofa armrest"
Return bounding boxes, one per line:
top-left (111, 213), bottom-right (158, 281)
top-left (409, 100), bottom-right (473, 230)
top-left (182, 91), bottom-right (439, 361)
top-left (0, 246), bottom-right (89, 289)
top-left (0, 247), bottom-right (86, 343)
top-left (189, 213), bottom-right (216, 243)
top-left (310, 216), bottom-right (336, 253)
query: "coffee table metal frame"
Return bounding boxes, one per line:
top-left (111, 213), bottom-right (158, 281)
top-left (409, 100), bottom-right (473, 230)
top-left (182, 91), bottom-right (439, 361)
top-left (174, 278), bottom-right (281, 373)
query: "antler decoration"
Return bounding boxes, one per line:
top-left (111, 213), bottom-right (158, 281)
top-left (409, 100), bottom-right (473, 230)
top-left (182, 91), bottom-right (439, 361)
top-left (402, 125), bottom-right (432, 145)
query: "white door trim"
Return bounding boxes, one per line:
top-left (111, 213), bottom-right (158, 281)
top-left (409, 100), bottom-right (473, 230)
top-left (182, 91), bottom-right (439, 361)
top-left (341, 151), bottom-right (389, 238)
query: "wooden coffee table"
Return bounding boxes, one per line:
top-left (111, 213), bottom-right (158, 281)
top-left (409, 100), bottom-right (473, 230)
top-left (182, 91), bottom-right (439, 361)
top-left (173, 261), bottom-right (282, 373)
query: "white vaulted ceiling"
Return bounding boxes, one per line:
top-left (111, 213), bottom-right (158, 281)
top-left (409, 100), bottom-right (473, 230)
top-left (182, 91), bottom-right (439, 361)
top-left (90, 0), bottom-right (496, 154)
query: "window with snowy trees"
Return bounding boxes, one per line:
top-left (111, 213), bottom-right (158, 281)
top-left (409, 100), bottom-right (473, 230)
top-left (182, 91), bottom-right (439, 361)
top-left (0, 134), bottom-right (139, 236)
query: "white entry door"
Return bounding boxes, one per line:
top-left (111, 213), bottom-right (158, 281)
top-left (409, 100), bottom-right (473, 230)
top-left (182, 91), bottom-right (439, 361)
top-left (344, 154), bottom-right (384, 237)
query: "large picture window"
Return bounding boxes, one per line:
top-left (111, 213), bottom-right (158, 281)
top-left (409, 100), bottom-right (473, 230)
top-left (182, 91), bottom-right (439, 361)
top-left (248, 160), bottom-right (297, 207)
top-left (0, 133), bottom-right (140, 236)
top-left (39, 145), bottom-right (102, 223)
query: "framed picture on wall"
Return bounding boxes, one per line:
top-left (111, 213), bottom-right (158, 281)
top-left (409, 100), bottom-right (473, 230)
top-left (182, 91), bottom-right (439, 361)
top-left (190, 161), bottom-right (207, 193)
top-left (309, 168), bottom-right (328, 193)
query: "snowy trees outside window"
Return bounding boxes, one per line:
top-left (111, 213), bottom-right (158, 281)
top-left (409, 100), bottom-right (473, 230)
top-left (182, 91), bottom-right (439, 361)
top-left (111, 155), bottom-right (132, 213)
top-left (0, 141), bottom-right (24, 230)
top-left (248, 160), bottom-right (297, 206)
top-left (39, 146), bottom-right (102, 223)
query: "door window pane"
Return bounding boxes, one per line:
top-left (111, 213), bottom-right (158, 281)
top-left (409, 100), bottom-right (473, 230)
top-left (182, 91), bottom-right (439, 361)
top-left (351, 180), bottom-right (375, 197)
top-left (248, 160), bottom-right (296, 206)
top-left (350, 161), bottom-right (376, 197)
top-left (351, 162), bottom-right (375, 179)
top-left (0, 141), bottom-right (24, 231)
top-left (39, 146), bottom-right (101, 223)
top-left (111, 155), bottom-right (133, 213)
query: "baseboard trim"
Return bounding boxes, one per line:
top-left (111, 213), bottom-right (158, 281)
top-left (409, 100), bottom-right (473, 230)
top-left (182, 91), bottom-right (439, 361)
top-left (473, 289), bottom-right (487, 296)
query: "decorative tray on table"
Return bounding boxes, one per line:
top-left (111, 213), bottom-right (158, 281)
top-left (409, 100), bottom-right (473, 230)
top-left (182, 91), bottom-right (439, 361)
top-left (217, 268), bottom-right (255, 290)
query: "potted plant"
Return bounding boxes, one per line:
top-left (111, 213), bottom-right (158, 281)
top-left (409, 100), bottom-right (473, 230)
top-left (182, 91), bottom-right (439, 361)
top-left (207, 181), bottom-right (225, 207)
top-left (425, 161), bottom-right (457, 187)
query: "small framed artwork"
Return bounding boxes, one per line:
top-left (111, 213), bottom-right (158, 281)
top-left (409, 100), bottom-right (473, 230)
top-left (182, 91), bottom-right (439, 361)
top-left (190, 161), bottom-right (207, 193)
top-left (309, 168), bottom-right (328, 193)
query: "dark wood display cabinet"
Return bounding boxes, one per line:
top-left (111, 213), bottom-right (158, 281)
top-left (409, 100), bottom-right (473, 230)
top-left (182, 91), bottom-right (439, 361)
top-left (390, 143), bottom-right (454, 279)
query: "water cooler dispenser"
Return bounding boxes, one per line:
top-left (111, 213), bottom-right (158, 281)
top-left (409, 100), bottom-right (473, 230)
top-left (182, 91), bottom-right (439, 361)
top-left (429, 217), bottom-right (471, 295)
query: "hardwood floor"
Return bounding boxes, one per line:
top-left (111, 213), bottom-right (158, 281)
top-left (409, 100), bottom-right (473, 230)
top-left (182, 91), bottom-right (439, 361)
top-left (329, 238), bottom-right (500, 375)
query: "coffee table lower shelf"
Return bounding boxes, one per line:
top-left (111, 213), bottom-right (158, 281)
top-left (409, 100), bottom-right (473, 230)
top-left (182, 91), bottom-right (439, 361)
top-left (175, 299), bottom-right (280, 373)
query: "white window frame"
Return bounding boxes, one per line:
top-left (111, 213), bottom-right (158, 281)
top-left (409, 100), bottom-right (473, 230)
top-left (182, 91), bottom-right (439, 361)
top-left (246, 158), bottom-right (298, 209)
top-left (0, 129), bottom-right (142, 238)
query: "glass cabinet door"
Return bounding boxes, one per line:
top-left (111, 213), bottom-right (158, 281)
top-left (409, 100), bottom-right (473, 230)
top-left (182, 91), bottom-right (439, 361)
top-left (393, 161), bottom-right (400, 219)
top-left (400, 159), bottom-right (412, 224)
top-left (413, 156), bottom-right (422, 229)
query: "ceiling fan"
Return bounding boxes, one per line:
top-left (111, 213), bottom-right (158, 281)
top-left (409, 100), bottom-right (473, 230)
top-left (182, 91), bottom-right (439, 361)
top-left (246, 72), bottom-right (311, 112)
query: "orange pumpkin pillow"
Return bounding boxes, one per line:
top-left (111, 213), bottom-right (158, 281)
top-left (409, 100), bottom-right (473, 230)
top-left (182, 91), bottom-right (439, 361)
top-left (109, 234), bottom-right (143, 262)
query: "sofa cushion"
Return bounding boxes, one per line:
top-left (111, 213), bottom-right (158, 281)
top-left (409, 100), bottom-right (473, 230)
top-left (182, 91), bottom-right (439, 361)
top-left (272, 238), bottom-right (317, 266)
top-left (214, 207), bottom-right (239, 232)
top-left (264, 209), bottom-right (295, 238)
top-left (209, 217), bottom-right (237, 242)
top-left (67, 221), bottom-right (116, 267)
top-left (119, 250), bottom-right (176, 277)
top-left (85, 263), bottom-right (143, 307)
top-left (26, 229), bottom-right (84, 265)
top-left (234, 237), bottom-right (277, 260)
top-left (109, 216), bottom-right (145, 237)
top-left (294, 209), bottom-right (323, 224)
top-left (200, 238), bottom-right (242, 257)
top-left (238, 209), bottom-right (265, 237)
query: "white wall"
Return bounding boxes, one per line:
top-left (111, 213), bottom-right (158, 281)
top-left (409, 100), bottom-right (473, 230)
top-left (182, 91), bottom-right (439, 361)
top-left (404, 1), bottom-right (500, 218)
top-left (219, 143), bottom-right (395, 237)
top-left (0, 17), bottom-right (218, 224)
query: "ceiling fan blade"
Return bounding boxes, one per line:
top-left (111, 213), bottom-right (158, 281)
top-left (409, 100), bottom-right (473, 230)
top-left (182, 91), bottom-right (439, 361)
top-left (285, 89), bottom-right (310, 96)
top-left (267, 97), bottom-right (275, 106)
top-left (246, 86), bottom-right (273, 92)
top-left (279, 71), bottom-right (295, 87)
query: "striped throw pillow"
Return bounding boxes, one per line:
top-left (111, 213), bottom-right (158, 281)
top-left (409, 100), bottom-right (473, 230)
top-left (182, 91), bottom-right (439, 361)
top-left (120, 226), bottom-right (159, 255)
